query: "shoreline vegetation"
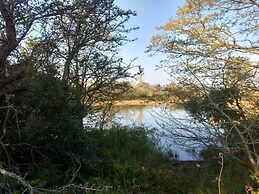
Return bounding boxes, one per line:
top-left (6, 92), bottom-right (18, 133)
top-left (113, 80), bottom-right (181, 107)
top-left (1, 0), bottom-right (258, 193)
top-left (114, 99), bottom-right (163, 106)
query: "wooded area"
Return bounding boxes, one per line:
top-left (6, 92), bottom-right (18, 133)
top-left (150, 0), bottom-right (259, 189)
top-left (0, 0), bottom-right (258, 193)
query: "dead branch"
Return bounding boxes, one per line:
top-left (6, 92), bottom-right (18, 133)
top-left (0, 168), bottom-right (33, 194)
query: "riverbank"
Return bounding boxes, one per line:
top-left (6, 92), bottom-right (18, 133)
top-left (114, 99), bottom-right (163, 106)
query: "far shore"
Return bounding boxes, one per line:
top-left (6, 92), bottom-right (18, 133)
top-left (114, 99), bottom-right (163, 106)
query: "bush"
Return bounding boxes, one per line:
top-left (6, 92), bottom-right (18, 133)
top-left (84, 128), bottom-right (254, 193)
top-left (84, 126), bottom-right (174, 193)
top-left (0, 70), bottom-right (253, 193)
top-left (0, 71), bottom-right (93, 190)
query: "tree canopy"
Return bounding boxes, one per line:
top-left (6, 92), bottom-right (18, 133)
top-left (0, 0), bottom-right (139, 192)
top-left (150, 0), bottom-right (259, 176)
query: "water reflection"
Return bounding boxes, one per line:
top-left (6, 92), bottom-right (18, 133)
top-left (83, 105), bottom-right (203, 160)
top-left (113, 105), bottom-right (196, 161)
top-left (114, 105), bottom-right (157, 126)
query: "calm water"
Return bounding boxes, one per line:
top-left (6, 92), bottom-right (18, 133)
top-left (112, 105), bottom-right (196, 161)
top-left (83, 105), bottom-right (203, 160)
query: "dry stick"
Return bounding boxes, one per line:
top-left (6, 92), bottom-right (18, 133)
top-left (0, 168), bottom-right (33, 194)
top-left (218, 152), bottom-right (224, 194)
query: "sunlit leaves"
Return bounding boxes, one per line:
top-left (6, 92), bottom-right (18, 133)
top-left (150, 0), bottom-right (259, 174)
top-left (150, 0), bottom-right (259, 86)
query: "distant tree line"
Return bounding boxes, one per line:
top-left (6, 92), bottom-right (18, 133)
top-left (120, 81), bottom-right (184, 102)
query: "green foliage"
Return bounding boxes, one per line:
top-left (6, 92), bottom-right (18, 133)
top-left (1, 0), bottom-right (258, 192)
top-left (0, 70), bottom-right (93, 189)
top-left (185, 87), bottom-right (244, 124)
top-left (199, 147), bottom-right (253, 194)
top-left (85, 127), bottom-right (171, 193)
top-left (150, 0), bottom-right (259, 178)
top-left (0, 115), bottom-right (255, 193)
top-left (78, 127), bottom-right (252, 194)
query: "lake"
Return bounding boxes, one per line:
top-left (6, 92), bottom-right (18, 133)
top-left (83, 104), bottom-right (206, 161)
top-left (112, 105), bottom-right (198, 161)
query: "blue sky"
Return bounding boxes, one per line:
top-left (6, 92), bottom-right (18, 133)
top-left (114, 0), bottom-right (186, 85)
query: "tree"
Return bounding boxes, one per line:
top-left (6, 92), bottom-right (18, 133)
top-left (0, 0), bottom-right (137, 191)
top-left (150, 0), bottom-right (259, 176)
top-left (0, 1), bottom-right (66, 190)
top-left (19, 0), bottom-right (139, 125)
top-left (0, 0), bottom-right (69, 100)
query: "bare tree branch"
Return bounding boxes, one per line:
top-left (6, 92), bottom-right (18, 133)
top-left (0, 168), bottom-right (33, 194)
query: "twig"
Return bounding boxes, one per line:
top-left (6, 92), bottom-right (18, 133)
top-left (217, 152), bottom-right (224, 194)
top-left (0, 168), bottom-right (34, 194)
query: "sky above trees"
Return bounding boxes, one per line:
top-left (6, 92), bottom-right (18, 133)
top-left (114, 0), bottom-right (185, 85)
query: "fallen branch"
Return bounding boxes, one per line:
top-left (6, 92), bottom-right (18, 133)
top-left (0, 167), bottom-right (33, 194)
